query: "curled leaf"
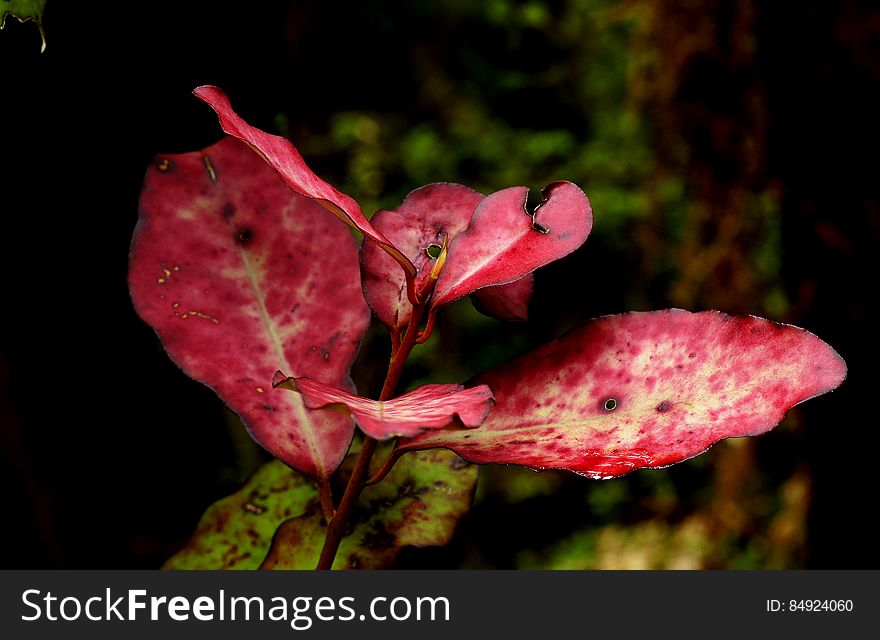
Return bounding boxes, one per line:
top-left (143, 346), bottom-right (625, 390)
top-left (360, 182), bottom-right (563, 334)
top-left (193, 85), bottom-right (416, 281)
top-left (360, 182), bottom-right (484, 332)
top-left (430, 181), bottom-right (592, 311)
top-left (273, 372), bottom-right (494, 439)
top-left (129, 137), bottom-right (370, 479)
top-left (401, 310), bottom-right (846, 479)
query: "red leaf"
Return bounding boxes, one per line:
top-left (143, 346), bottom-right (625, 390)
top-left (430, 181), bottom-right (592, 312)
top-left (193, 85), bottom-right (416, 281)
top-left (360, 183), bottom-right (484, 331)
top-left (360, 183), bottom-right (555, 333)
top-left (272, 373), bottom-right (494, 440)
top-left (129, 138), bottom-right (371, 479)
top-left (470, 274), bottom-right (534, 322)
top-left (401, 310), bottom-right (846, 479)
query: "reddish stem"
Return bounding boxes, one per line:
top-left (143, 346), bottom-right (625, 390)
top-left (317, 477), bottom-right (335, 521)
top-left (366, 444), bottom-right (403, 486)
top-left (314, 301), bottom-right (427, 569)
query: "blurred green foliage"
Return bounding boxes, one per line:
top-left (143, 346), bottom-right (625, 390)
top-left (302, 0), bottom-right (663, 239)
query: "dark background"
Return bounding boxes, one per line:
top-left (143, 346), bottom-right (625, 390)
top-left (1, 0), bottom-right (877, 568)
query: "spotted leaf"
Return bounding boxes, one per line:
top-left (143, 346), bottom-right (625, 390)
top-left (260, 449), bottom-right (478, 569)
top-left (194, 85), bottom-right (416, 281)
top-left (401, 310), bottom-right (846, 479)
top-left (272, 373), bottom-right (494, 439)
top-left (129, 137), bottom-right (370, 479)
top-left (163, 461), bottom-right (315, 570)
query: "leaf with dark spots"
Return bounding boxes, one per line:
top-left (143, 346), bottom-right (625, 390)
top-left (193, 85), bottom-right (416, 280)
top-left (163, 461), bottom-right (316, 569)
top-left (260, 449), bottom-right (478, 569)
top-left (360, 182), bottom-right (483, 332)
top-left (429, 181), bottom-right (592, 313)
top-left (400, 310), bottom-right (846, 479)
top-left (129, 137), bottom-right (370, 479)
top-left (236, 228), bottom-right (253, 245)
top-left (272, 373), bottom-right (494, 440)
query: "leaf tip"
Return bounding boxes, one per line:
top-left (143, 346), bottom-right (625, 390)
top-left (533, 179), bottom-right (594, 238)
top-left (810, 339), bottom-right (848, 397)
top-left (193, 84), bottom-right (223, 102)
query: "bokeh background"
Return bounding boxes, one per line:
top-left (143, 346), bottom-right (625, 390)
top-left (2, 0), bottom-right (877, 568)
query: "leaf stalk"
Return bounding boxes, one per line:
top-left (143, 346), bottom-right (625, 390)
top-left (314, 299), bottom-right (428, 569)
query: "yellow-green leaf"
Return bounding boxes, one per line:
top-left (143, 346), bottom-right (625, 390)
top-left (163, 460), bottom-right (316, 570)
top-left (1, 1), bottom-right (47, 52)
top-left (261, 450), bottom-right (478, 569)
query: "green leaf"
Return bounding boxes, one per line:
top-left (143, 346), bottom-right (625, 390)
top-left (163, 460), bottom-right (316, 570)
top-left (261, 449), bottom-right (478, 569)
top-left (1, 1), bottom-right (47, 52)
top-left (165, 449), bottom-right (478, 570)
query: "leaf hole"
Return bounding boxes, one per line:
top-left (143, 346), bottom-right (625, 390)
top-left (525, 187), bottom-right (544, 213)
top-left (425, 244), bottom-right (442, 259)
top-left (603, 398), bottom-right (618, 412)
top-left (525, 188), bottom-right (551, 233)
top-left (532, 221), bottom-right (550, 234)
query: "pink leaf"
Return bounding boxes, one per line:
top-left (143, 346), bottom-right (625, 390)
top-left (470, 274), bottom-right (534, 321)
top-left (360, 183), bottom-right (484, 331)
top-left (360, 183), bottom-right (553, 333)
top-left (401, 310), bottom-right (846, 479)
top-left (429, 181), bottom-right (592, 313)
top-left (272, 373), bottom-right (494, 440)
top-left (129, 137), bottom-right (371, 479)
top-left (193, 85), bottom-right (416, 281)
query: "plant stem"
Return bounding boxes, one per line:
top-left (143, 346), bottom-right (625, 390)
top-left (314, 301), bottom-right (427, 569)
top-left (315, 436), bottom-right (377, 569)
top-left (317, 477), bottom-right (335, 521)
top-left (365, 444), bottom-right (402, 485)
